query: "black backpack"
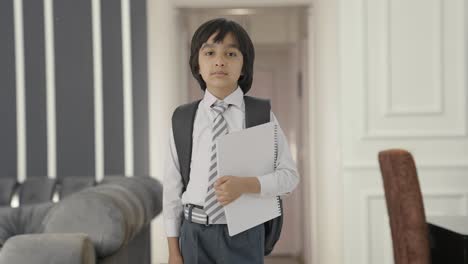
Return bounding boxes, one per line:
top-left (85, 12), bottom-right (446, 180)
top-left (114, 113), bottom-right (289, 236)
top-left (171, 95), bottom-right (283, 256)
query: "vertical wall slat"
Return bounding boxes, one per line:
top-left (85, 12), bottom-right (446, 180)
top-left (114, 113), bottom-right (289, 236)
top-left (131, 0), bottom-right (149, 176)
top-left (102, 0), bottom-right (125, 176)
top-left (122, 0), bottom-right (134, 177)
top-left (44, 0), bottom-right (57, 179)
top-left (24, 0), bottom-right (48, 177)
top-left (13, 0), bottom-right (27, 183)
top-left (55, 0), bottom-right (95, 177)
top-left (0, 0), bottom-right (18, 179)
top-left (92, 0), bottom-right (104, 181)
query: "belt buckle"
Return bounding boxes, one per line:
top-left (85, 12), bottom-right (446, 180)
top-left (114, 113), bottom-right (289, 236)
top-left (205, 214), bottom-right (210, 226)
top-left (188, 204), bottom-right (194, 223)
top-left (187, 204), bottom-right (210, 226)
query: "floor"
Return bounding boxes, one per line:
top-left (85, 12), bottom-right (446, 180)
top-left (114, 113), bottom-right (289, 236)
top-left (265, 256), bottom-right (301, 264)
top-left (160, 256), bottom-right (300, 264)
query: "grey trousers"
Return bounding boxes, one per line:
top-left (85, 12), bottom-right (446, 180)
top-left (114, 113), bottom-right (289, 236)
top-left (179, 219), bottom-right (265, 264)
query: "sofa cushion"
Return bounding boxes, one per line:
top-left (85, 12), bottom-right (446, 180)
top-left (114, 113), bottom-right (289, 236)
top-left (42, 191), bottom-right (126, 257)
top-left (0, 179), bottom-right (16, 207)
top-left (101, 176), bottom-right (163, 221)
top-left (0, 233), bottom-right (95, 264)
top-left (59, 176), bottom-right (96, 198)
top-left (0, 202), bottom-right (53, 247)
top-left (80, 185), bottom-right (145, 243)
top-left (19, 178), bottom-right (56, 205)
top-left (0, 207), bottom-right (16, 247)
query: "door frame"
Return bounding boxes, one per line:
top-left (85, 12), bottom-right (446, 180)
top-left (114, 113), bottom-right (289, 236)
top-left (147, 1), bottom-right (341, 263)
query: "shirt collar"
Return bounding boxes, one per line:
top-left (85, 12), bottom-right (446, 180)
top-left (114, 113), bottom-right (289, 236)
top-left (202, 86), bottom-right (244, 114)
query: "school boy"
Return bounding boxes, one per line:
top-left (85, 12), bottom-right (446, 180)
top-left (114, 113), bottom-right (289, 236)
top-left (163, 18), bottom-right (300, 264)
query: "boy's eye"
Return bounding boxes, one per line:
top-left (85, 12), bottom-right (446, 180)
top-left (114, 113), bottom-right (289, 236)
top-left (227, 52), bottom-right (237, 57)
top-left (205, 51), bottom-right (214, 56)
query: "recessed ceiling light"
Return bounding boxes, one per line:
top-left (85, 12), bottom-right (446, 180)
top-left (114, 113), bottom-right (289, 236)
top-left (226, 9), bottom-right (255, 15)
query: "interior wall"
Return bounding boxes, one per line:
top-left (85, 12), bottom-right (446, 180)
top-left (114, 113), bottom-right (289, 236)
top-left (1, 0), bottom-right (149, 183)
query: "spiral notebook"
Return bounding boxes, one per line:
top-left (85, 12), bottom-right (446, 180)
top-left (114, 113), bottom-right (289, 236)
top-left (217, 121), bottom-right (282, 236)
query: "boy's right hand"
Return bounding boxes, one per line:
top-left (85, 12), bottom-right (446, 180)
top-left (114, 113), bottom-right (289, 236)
top-left (168, 254), bottom-right (184, 264)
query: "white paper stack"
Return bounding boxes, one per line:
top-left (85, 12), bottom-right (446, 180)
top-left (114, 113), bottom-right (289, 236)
top-left (217, 122), bottom-right (282, 236)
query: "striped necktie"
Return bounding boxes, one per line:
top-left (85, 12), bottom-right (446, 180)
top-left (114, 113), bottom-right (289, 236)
top-left (204, 100), bottom-right (229, 224)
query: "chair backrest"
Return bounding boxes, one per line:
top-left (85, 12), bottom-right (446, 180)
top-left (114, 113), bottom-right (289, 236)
top-left (378, 149), bottom-right (430, 264)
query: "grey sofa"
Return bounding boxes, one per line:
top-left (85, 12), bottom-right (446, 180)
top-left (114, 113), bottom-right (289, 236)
top-left (0, 176), bottom-right (162, 264)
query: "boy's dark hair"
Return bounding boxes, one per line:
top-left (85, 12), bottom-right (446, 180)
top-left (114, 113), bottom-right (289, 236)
top-left (189, 18), bottom-right (255, 94)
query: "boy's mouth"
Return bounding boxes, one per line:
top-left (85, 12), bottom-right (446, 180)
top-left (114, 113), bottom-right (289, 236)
top-left (212, 71), bottom-right (228, 76)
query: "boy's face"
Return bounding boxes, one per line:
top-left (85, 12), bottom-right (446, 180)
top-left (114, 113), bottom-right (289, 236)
top-left (198, 32), bottom-right (244, 93)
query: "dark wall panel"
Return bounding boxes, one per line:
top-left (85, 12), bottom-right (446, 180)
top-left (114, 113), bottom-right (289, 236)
top-left (102, 0), bottom-right (124, 175)
top-left (0, 0), bottom-right (17, 178)
top-left (55, 0), bottom-right (95, 177)
top-left (1, 0), bottom-right (149, 180)
top-left (24, 0), bottom-right (47, 177)
top-left (131, 0), bottom-right (149, 176)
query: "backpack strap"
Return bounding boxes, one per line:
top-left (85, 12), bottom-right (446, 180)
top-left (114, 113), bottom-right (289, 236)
top-left (244, 96), bottom-right (271, 126)
top-left (171, 99), bottom-right (201, 191)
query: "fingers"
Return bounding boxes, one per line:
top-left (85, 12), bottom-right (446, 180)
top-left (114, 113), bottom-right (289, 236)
top-left (215, 190), bottom-right (231, 205)
top-left (214, 182), bottom-right (224, 191)
top-left (217, 196), bottom-right (231, 206)
top-left (215, 190), bottom-right (228, 200)
top-left (220, 200), bottom-right (230, 206)
top-left (215, 176), bottom-right (230, 187)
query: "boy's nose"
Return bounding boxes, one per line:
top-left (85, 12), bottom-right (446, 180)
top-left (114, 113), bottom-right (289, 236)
top-left (215, 56), bottom-right (226, 67)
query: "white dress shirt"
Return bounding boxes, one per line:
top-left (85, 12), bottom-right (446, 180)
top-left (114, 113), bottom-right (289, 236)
top-left (163, 87), bottom-right (299, 237)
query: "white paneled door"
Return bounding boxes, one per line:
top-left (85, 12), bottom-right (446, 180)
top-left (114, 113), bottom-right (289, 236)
top-left (340, 0), bottom-right (467, 263)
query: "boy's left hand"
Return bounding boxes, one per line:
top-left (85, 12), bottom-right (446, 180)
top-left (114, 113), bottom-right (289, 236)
top-left (214, 176), bottom-right (245, 206)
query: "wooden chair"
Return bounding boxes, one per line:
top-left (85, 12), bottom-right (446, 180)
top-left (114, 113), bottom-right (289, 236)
top-left (378, 149), bottom-right (431, 264)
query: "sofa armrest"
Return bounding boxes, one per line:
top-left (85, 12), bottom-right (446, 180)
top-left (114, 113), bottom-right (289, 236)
top-left (42, 176), bottom-right (163, 258)
top-left (0, 233), bottom-right (96, 264)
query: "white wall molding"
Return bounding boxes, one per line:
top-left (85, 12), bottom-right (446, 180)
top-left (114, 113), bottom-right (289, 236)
top-left (362, 193), bottom-right (384, 264)
top-left (362, 190), bottom-right (468, 263)
top-left (361, 129), bottom-right (467, 139)
top-left (383, 0), bottom-right (444, 116)
top-left (344, 162), bottom-right (468, 170)
top-left (360, 0), bottom-right (466, 139)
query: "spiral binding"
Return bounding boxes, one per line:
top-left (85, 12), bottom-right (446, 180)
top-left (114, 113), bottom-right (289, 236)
top-left (273, 124), bottom-right (283, 215)
top-left (273, 124), bottom-right (278, 170)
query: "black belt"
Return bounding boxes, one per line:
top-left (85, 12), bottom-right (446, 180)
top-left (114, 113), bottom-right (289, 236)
top-left (184, 204), bottom-right (211, 226)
